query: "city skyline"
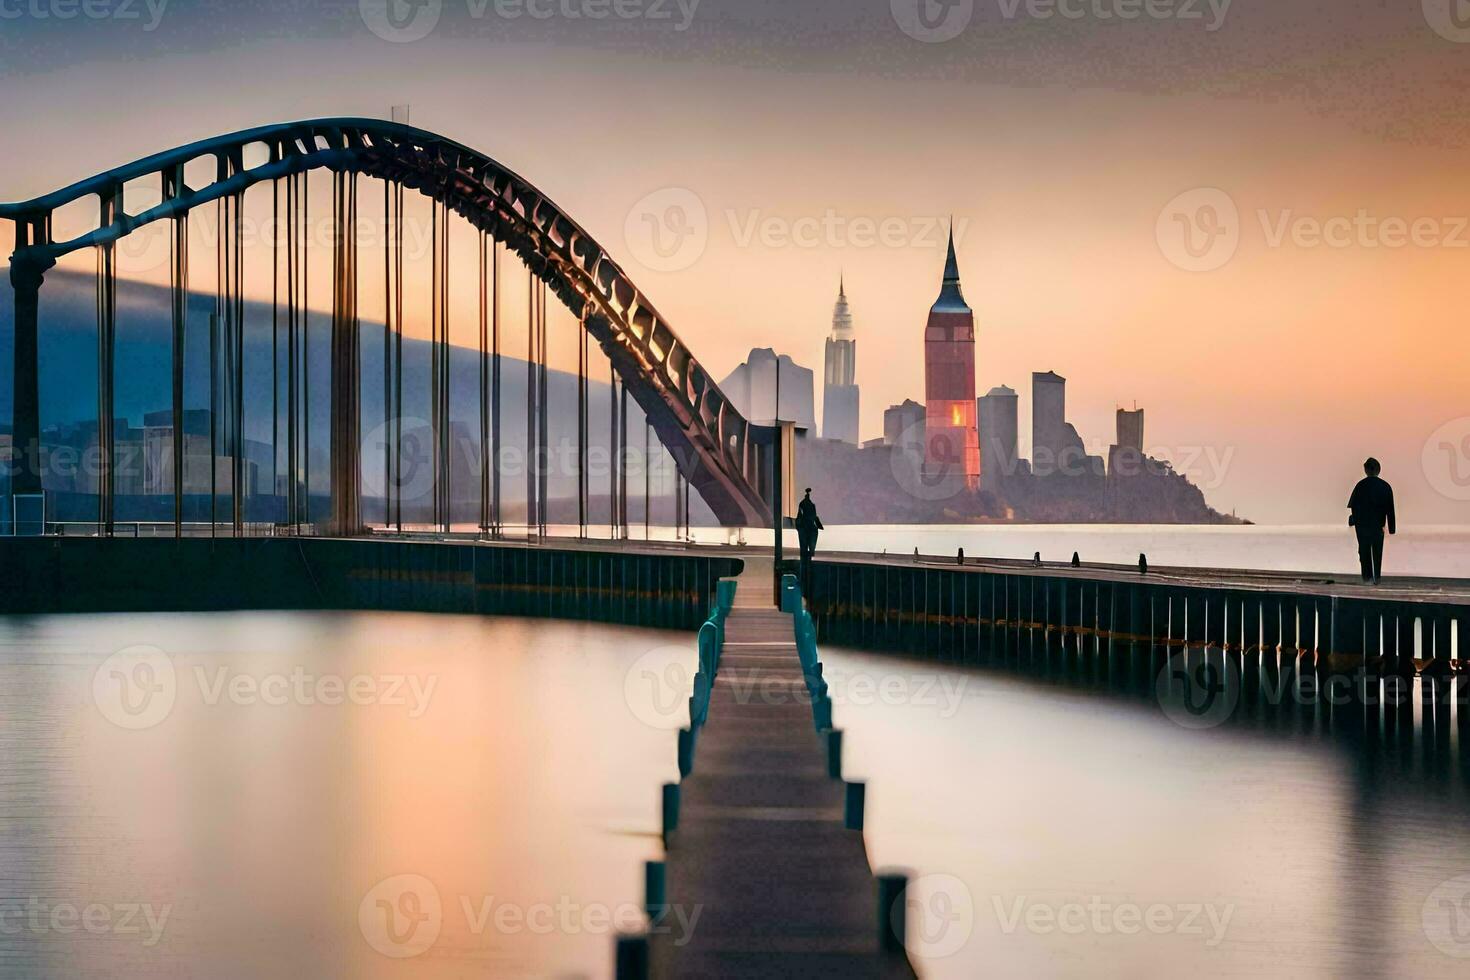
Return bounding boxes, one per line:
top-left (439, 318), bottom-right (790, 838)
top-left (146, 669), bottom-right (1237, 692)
top-left (2, 1), bottom-right (1468, 524)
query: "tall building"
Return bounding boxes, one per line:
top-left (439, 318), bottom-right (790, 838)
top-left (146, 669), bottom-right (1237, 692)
top-left (977, 385), bottom-right (1019, 492)
top-left (1031, 371), bottom-right (1101, 477)
top-left (1116, 408), bottom-right (1145, 453)
top-left (923, 227), bottom-right (979, 488)
top-left (883, 399), bottom-right (926, 455)
top-left (1109, 407), bottom-right (1147, 476)
top-left (720, 348), bottom-right (816, 432)
top-left (822, 277), bottom-right (860, 444)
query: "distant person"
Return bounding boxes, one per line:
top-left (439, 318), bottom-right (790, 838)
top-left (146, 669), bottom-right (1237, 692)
top-left (795, 488), bottom-right (824, 589)
top-left (1347, 458), bottom-right (1396, 584)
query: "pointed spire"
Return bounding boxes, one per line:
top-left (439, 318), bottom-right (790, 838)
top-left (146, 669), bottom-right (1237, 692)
top-left (943, 220), bottom-right (961, 283)
top-left (931, 218), bottom-right (970, 314)
top-left (839, 271), bottom-right (846, 299)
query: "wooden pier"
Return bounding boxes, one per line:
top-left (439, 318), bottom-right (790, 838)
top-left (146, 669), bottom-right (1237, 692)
top-left (640, 558), bottom-right (916, 979)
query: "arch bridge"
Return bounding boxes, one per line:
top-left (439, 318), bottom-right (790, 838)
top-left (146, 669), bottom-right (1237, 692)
top-left (1, 118), bottom-right (777, 535)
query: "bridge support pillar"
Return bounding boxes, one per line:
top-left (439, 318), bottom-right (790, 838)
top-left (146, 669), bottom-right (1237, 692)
top-left (9, 255), bottom-right (52, 533)
top-left (328, 176), bottom-right (361, 536)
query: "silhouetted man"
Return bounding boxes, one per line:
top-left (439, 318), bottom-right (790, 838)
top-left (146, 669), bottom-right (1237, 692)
top-left (795, 488), bottom-right (824, 589)
top-left (1348, 458), bottom-right (1396, 584)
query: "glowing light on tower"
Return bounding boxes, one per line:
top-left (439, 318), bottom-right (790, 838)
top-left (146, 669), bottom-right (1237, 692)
top-left (923, 225), bottom-right (980, 488)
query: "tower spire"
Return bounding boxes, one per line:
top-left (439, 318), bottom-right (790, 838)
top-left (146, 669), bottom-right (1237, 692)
top-left (931, 219), bottom-right (969, 313)
top-left (943, 220), bottom-right (960, 283)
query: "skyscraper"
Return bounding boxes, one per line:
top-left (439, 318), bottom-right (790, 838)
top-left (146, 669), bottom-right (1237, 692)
top-left (1116, 408), bottom-right (1145, 453)
top-left (923, 227), bottom-right (979, 488)
top-left (1031, 371), bottom-right (1101, 477)
top-left (719, 348), bottom-right (817, 432)
top-left (978, 384), bottom-right (1019, 492)
top-left (822, 277), bottom-right (860, 444)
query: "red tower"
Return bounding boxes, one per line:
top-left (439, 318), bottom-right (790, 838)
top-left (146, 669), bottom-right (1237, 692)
top-left (924, 227), bottom-right (980, 488)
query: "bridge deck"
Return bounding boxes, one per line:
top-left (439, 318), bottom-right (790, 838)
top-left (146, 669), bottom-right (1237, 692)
top-left (363, 531), bottom-right (1470, 606)
top-left (653, 559), bottom-right (915, 979)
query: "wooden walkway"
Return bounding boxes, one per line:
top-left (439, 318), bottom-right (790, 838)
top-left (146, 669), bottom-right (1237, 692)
top-left (650, 558), bottom-right (917, 979)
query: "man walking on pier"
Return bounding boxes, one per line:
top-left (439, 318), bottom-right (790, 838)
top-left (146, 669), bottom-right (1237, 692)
top-left (795, 488), bottom-right (824, 594)
top-left (1348, 458), bottom-right (1396, 584)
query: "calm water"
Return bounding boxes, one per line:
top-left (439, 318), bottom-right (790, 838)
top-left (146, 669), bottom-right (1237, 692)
top-left (0, 612), bottom-right (687, 979)
top-left (6, 610), bottom-right (1470, 978)
top-left (824, 646), bottom-right (1470, 979)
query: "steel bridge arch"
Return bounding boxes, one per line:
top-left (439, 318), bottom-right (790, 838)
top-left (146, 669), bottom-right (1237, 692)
top-left (1, 118), bottom-right (775, 527)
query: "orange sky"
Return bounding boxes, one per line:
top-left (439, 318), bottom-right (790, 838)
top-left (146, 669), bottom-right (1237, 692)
top-left (2, 3), bottom-right (1468, 524)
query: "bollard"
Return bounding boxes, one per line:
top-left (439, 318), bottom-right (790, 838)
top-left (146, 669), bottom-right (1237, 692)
top-left (825, 728), bottom-right (843, 779)
top-left (614, 932), bottom-right (650, 980)
top-left (814, 695), bottom-right (834, 732)
top-left (698, 621), bottom-right (719, 678)
top-left (957, 548), bottom-right (965, 566)
top-left (781, 574), bottom-right (802, 613)
top-left (677, 728), bottom-right (694, 777)
top-left (661, 782), bottom-right (680, 841)
top-left (716, 578), bottom-right (737, 613)
top-left (876, 870), bottom-right (910, 955)
top-left (644, 860), bottom-right (667, 924)
top-left (844, 780), bottom-right (866, 830)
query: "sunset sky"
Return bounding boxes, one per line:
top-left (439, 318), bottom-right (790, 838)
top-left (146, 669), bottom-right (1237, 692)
top-left (1, 0), bottom-right (1468, 524)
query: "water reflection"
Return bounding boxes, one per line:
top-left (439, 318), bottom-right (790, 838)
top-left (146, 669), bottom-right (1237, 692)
top-left (0, 612), bottom-right (685, 979)
top-left (825, 642), bottom-right (1470, 980)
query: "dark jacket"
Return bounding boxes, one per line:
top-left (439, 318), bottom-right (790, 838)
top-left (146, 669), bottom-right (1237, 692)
top-left (795, 497), bottom-right (824, 541)
top-left (1348, 476), bottom-right (1396, 534)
